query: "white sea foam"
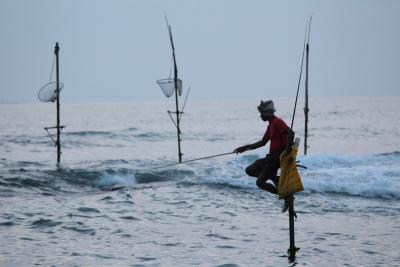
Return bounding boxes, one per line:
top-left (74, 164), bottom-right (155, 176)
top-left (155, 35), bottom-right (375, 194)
top-left (297, 153), bottom-right (400, 198)
top-left (96, 174), bottom-right (136, 187)
top-left (64, 151), bottom-right (400, 199)
top-left (176, 152), bottom-right (400, 199)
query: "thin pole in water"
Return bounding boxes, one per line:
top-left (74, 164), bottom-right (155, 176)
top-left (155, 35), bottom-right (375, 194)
top-left (288, 196), bottom-right (299, 261)
top-left (304, 17), bottom-right (312, 155)
top-left (167, 23), bottom-right (182, 163)
top-left (55, 42), bottom-right (61, 164)
top-left (304, 42), bottom-right (309, 155)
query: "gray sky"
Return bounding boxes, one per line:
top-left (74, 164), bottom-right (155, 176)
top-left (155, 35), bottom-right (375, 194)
top-left (0, 0), bottom-right (399, 103)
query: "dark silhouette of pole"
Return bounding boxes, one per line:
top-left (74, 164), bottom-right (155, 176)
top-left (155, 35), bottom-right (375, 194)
top-left (288, 196), bottom-right (299, 261)
top-left (168, 25), bottom-right (182, 163)
top-left (55, 42), bottom-right (61, 164)
top-left (304, 42), bottom-right (309, 155)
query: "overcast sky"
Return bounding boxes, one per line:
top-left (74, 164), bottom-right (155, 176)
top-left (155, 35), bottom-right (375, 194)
top-left (0, 0), bottom-right (399, 103)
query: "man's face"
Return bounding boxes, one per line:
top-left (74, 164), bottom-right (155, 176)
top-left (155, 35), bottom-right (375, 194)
top-left (260, 114), bottom-right (272, 122)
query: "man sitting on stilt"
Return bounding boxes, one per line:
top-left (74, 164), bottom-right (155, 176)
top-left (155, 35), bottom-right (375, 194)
top-left (234, 100), bottom-right (294, 212)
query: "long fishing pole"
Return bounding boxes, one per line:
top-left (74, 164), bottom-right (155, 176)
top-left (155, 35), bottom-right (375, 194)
top-left (151, 152), bottom-right (235, 170)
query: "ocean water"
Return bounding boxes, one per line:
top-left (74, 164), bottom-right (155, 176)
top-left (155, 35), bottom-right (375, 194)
top-left (0, 96), bottom-right (399, 266)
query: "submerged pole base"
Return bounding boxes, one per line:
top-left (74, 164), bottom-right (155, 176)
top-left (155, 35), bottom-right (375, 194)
top-left (288, 246), bottom-right (300, 261)
top-left (287, 195), bottom-right (299, 261)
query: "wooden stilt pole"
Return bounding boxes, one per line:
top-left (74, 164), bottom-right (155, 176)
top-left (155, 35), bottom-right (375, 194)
top-left (172, 42), bottom-right (182, 163)
top-left (167, 23), bottom-right (182, 163)
top-left (55, 42), bottom-right (61, 164)
top-left (304, 42), bottom-right (309, 155)
top-left (304, 16), bottom-right (312, 155)
top-left (288, 196), bottom-right (299, 261)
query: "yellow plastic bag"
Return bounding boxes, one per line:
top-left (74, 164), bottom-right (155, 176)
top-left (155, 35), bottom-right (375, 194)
top-left (278, 148), bottom-right (304, 199)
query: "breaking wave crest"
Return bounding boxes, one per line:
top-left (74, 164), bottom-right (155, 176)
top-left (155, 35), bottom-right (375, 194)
top-left (179, 151), bottom-right (400, 199)
top-left (298, 152), bottom-right (400, 199)
top-left (1, 152), bottom-right (399, 199)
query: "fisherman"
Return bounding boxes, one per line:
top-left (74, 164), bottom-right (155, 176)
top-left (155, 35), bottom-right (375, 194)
top-left (234, 100), bottom-right (294, 211)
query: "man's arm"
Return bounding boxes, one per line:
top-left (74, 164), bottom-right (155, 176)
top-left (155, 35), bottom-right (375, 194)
top-left (234, 139), bottom-right (267, 154)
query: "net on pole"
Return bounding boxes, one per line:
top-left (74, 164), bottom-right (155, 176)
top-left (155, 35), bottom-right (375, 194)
top-left (38, 81), bottom-right (64, 102)
top-left (157, 78), bottom-right (182, 97)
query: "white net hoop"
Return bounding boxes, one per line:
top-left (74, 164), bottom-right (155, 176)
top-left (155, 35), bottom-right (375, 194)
top-left (156, 78), bottom-right (182, 97)
top-left (38, 81), bottom-right (64, 102)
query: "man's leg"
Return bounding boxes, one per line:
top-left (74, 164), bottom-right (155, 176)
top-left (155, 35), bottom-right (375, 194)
top-left (256, 176), bottom-right (278, 194)
top-left (255, 158), bottom-right (279, 194)
top-left (245, 158), bottom-right (268, 177)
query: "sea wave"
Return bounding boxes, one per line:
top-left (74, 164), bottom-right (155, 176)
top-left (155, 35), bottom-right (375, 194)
top-left (179, 152), bottom-right (400, 199)
top-left (0, 152), bottom-right (399, 199)
top-left (64, 131), bottom-right (113, 137)
top-left (298, 153), bottom-right (400, 199)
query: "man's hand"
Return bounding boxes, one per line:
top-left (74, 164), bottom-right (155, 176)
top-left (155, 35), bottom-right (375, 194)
top-left (233, 145), bottom-right (249, 154)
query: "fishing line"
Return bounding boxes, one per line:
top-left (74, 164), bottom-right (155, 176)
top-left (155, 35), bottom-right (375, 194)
top-left (140, 151), bottom-right (235, 171)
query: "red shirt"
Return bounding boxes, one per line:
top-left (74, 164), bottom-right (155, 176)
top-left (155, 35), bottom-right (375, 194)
top-left (262, 116), bottom-right (289, 154)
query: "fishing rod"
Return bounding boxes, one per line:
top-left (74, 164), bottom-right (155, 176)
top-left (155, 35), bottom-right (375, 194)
top-left (150, 152), bottom-right (235, 170)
